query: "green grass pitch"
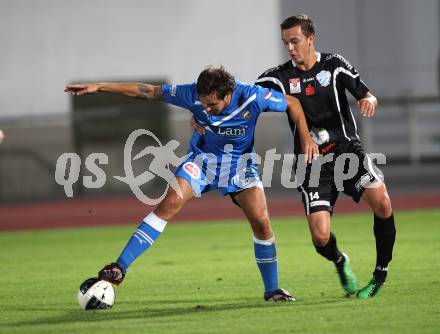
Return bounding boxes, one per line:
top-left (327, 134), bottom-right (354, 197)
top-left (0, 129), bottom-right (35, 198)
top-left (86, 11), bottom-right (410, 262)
top-left (1, 209), bottom-right (439, 334)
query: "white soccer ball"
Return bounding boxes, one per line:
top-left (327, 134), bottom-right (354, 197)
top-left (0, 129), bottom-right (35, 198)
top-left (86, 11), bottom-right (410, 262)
top-left (77, 277), bottom-right (116, 310)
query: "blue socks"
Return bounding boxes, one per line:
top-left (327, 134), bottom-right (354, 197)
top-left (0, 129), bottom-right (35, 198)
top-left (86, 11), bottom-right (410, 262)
top-left (115, 213), bottom-right (279, 295)
top-left (116, 212), bottom-right (167, 271)
top-left (254, 236), bottom-right (279, 293)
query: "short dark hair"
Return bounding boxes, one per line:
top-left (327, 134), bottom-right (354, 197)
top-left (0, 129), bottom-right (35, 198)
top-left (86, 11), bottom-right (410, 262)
top-left (196, 66), bottom-right (235, 100)
top-left (280, 14), bottom-right (315, 37)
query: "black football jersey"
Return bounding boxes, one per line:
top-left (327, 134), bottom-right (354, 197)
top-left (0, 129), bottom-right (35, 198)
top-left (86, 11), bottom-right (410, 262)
top-left (256, 52), bottom-right (369, 154)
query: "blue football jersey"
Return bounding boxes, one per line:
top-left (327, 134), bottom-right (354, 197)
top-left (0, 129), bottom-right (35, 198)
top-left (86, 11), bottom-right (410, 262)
top-left (161, 81), bottom-right (286, 159)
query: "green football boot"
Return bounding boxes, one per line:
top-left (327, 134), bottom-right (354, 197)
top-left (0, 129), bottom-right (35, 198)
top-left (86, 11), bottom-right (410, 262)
top-left (335, 253), bottom-right (358, 296)
top-left (357, 277), bottom-right (385, 299)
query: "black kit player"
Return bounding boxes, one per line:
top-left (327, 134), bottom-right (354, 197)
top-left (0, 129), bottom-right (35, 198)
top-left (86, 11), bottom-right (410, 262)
top-left (256, 15), bottom-right (396, 298)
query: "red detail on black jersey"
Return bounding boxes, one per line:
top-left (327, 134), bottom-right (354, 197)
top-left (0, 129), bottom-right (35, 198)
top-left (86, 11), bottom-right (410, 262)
top-left (321, 143), bottom-right (336, 154)
top-left (305, 84), bottom-right (315, 96)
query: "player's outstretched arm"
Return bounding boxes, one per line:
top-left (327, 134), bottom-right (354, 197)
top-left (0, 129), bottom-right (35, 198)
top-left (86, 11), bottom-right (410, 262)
top-left (357, 92), bottom-right (378, 118)
top-left (64, 83), bottom-right (163, 101)
top-left (285, 95), bottom-right (319, 163)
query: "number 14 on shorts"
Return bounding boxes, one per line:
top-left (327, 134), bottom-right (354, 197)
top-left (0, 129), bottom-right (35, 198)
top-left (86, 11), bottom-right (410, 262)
top-left (309, 192), bottom-right (320, 201)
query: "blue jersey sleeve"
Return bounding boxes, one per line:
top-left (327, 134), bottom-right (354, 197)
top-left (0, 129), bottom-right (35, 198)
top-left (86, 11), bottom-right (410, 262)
top-left (161, 83), bottom-right (196, 110)
top-left (255, 86), bottom-right (287, 113)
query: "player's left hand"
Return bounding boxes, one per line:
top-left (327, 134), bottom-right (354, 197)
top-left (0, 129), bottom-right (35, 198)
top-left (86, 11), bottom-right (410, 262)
top-left (357, 98), bottom-right (375, 118)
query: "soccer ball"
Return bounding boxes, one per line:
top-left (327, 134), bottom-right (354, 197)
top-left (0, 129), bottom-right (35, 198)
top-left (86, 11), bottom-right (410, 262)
top-left (77, 277), bottom-right (115, 310)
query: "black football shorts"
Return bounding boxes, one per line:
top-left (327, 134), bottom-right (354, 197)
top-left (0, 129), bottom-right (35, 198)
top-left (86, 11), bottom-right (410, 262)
top-left (297, 141), bottom-right (384, 216)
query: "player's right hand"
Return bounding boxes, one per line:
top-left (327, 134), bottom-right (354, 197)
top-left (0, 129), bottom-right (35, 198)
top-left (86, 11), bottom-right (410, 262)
top-left (302, 139), bottom-right (319, 164)
top-left (191, 117), bottom-right (205, 135)
top-left (64, 83), bottom-right (100, 96)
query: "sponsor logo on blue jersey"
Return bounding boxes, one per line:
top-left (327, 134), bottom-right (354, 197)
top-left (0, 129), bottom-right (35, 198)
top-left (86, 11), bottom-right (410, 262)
top-left (170, 85), bottom-right (177, 96)
top-left (216, 126), bottom-right (247, 137)
top-left (242, 110), bottom-right (251, 120)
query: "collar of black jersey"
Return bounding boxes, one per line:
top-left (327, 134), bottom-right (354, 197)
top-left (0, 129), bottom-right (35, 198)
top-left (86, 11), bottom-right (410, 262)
top-left (291, 52), bottom-right (321, 68)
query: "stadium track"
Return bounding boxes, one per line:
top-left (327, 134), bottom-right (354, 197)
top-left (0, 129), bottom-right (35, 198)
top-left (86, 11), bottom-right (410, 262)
top-left (1, 192), bottom-right (439, 231)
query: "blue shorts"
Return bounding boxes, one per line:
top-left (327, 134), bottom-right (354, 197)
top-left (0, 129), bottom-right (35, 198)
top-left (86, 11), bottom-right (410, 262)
top-left (175, 151), bottom-right (262, 196)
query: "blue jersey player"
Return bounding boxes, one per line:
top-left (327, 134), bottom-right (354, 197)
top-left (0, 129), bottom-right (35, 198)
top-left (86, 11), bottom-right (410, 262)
top-left (65, 66), bottom-right (318, 302)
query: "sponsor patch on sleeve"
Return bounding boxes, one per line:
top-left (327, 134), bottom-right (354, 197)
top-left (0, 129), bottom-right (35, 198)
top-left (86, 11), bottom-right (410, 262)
top-left (183, 162), bottom-right (201, 179)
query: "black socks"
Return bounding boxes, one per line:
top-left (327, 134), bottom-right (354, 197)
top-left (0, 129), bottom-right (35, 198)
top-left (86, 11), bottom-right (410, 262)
top-left (373, 213), bottom-right (396, 282)
top-left (313, 214), bottom-right (396, 284)
top-left (314, 232), bottom-right (344, 264)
